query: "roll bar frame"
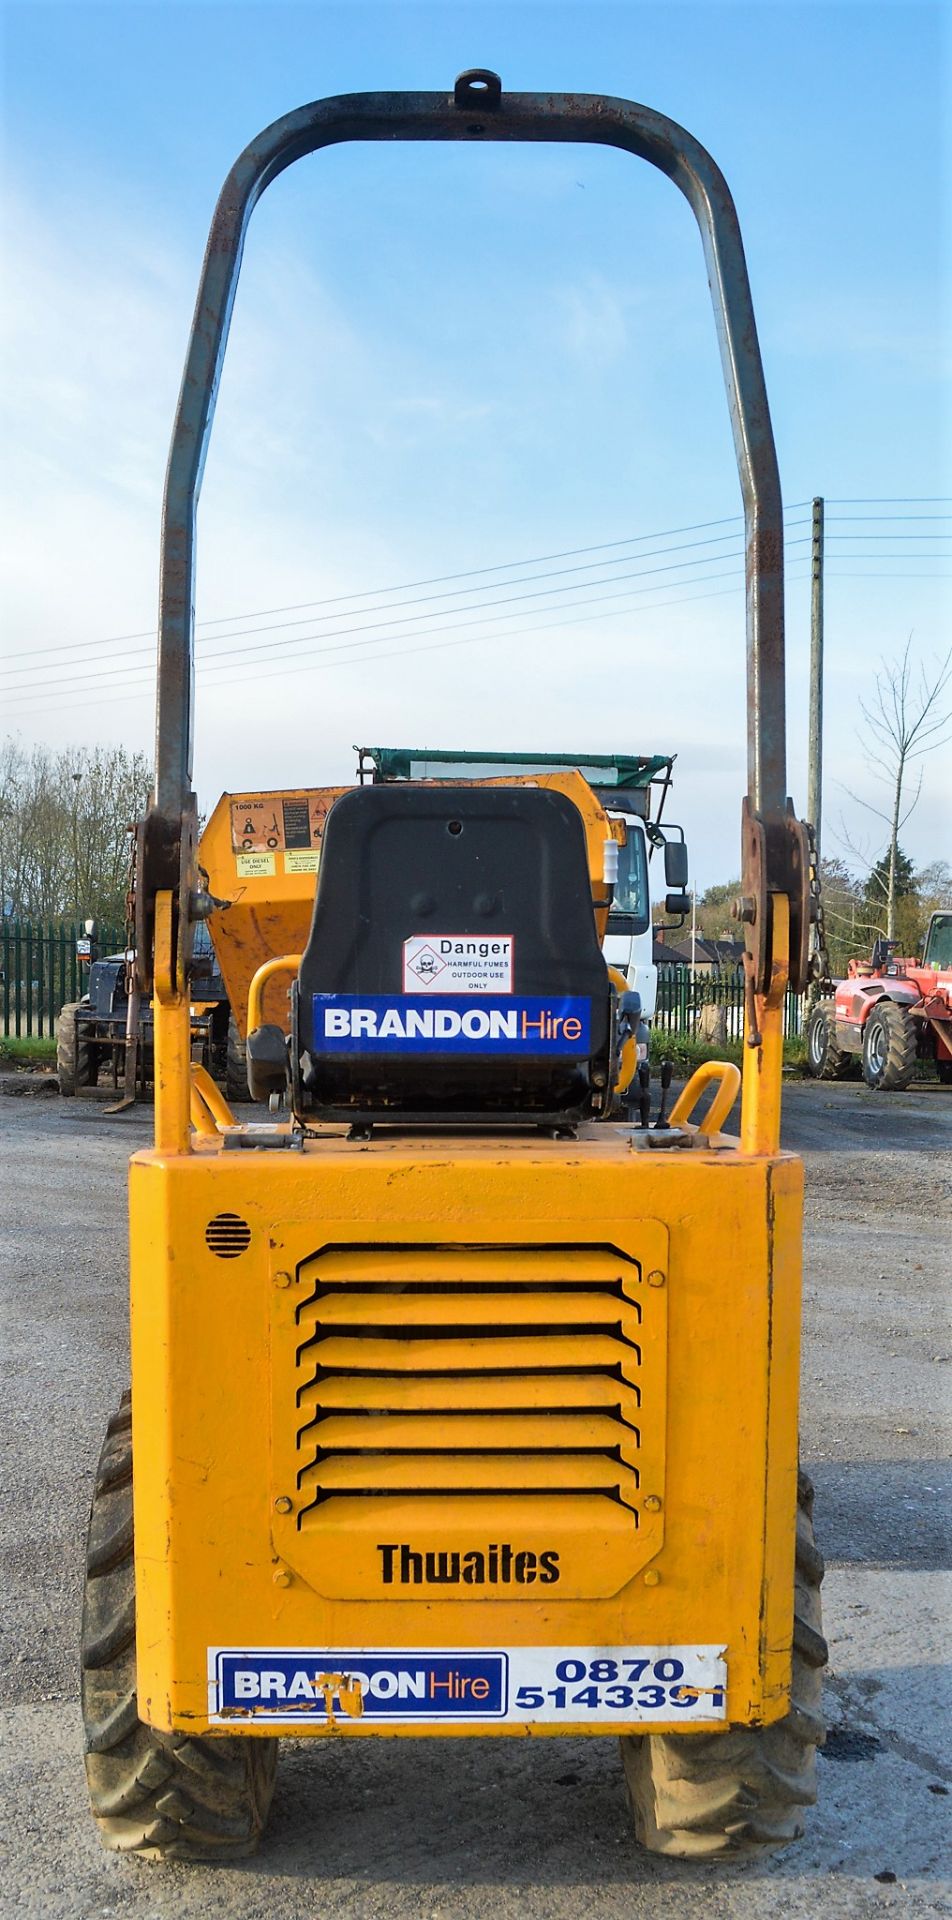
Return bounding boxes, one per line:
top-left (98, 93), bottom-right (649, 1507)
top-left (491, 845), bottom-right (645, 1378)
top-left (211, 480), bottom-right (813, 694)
top-left (140, 70), bottom-right (808, 1006)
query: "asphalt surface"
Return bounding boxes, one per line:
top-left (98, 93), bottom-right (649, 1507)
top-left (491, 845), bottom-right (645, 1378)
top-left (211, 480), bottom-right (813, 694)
top-left (1, 1076), bottom-right (950, 1917)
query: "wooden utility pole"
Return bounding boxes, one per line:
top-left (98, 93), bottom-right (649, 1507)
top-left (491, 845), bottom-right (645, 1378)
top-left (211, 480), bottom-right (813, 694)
top-left (806, 497), bottom-right (832, 989)
top-left (807, 496), bottom-right (824, 853)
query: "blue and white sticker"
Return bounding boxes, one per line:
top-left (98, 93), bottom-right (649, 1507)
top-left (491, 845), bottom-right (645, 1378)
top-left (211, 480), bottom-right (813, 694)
top-left (208, 1645), bottom-right (727, 1726)
top-left (312, 994), bottom-right (591, 1055)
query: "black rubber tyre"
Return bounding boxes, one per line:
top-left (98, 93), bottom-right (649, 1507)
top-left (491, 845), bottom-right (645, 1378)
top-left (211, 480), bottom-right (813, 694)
top-left (621, 1471), bottom-right (826, 1859)
top-left (81, 1395), bottom-right (278, 1861)
top-left (936, 1058), bottom-right (952, 1086)
top-left (861, 999), bottom-right (917, 1091)
top-left (57, 1000), bottom-right (96, 1095)
top-left (805, 1002), bottom-right (856, 1080)
top-left (225, 1014), bottom-right (250, 1104)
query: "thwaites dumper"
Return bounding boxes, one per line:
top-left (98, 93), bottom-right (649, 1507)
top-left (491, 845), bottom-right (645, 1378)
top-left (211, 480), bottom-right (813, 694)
top-left (81, 72), bottom-right (825, 1864)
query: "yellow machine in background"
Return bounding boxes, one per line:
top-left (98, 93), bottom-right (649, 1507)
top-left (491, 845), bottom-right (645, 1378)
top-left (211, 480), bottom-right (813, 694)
top-left (200, 787), bottom-right (347, 1038)
top-left (81, 74), bottom-right (825, 1868)
top-left (200, 768), bottom-right (642, 1047)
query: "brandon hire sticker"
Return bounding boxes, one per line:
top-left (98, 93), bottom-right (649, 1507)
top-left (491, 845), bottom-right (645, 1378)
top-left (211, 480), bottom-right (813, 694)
top-left (312, 994), bottom-right (590, 1055)
top-left (208, 1645), bottom-right (727, 1727)
top-left (403, 935), bottom-right (513, 993)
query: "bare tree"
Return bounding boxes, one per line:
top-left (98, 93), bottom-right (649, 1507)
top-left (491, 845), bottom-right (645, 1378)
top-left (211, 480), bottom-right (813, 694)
top-left (844, 638), bottom-right (952, 939)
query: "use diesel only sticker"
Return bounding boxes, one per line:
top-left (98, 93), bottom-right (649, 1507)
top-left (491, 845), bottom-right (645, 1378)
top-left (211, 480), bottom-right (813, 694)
top-left (209, 1645), bottom-right (727, 1727)
top-left (403, 935), bottom-right (513, 993)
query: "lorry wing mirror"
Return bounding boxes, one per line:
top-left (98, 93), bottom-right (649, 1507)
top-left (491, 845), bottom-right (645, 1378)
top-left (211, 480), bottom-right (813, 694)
top-left (665, 893), bottom-right (690, 919)
top-left (664, 839), bottom-right (688, 890)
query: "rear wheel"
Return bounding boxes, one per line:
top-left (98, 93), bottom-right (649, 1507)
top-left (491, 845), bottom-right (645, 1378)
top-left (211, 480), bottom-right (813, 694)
top-left (805, 1001), bottom-right (855, 1079)
top-left (226, 1014), bottom-right (250, 1104)
top-left (57, 1001), bottom-right (96, 1095)
top-left (81, 1395), bottom-right (278, 1860)
top-left (936, 1057), bottom-right (952, 1086)
top-left (621, 1472), bottom-right (826, 1859)
top-left (862, 1000), bottom-right (917, 1091)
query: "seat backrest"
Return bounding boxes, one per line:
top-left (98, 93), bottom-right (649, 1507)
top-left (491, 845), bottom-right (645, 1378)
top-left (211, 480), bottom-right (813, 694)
top-left (295, 783), bottom-right (611, 1119)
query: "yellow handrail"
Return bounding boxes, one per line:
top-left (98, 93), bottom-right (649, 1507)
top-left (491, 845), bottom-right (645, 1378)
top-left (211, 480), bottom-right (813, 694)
top-left (608, 964), bottom-right (639, 1097)
top-left (247, 954), bottom-right (303, 1034)
top-left (668, 1060), bottom-right (742, 1138)
top-left (190, 1064), bottom-right (236, 1134)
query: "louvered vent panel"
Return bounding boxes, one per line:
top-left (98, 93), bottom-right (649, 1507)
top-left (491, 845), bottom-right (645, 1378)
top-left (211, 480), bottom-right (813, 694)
top-left (294, 1245), bottom-right (643, 1520)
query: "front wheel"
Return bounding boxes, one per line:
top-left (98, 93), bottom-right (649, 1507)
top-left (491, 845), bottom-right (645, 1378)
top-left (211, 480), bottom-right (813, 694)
top-left (81, 1395), bottom-right (278, 1860)
top-left (225, 1014), bottom-right (250, 1104)
top-left (936, 1057), bottom-right (952, 1086)
top-left (57, 1001), bottom-right (96, 1095)
top-left (621, 1472), bottom-right (826, 1858)
top-left (862, 1000), bottom-right (917, 1091)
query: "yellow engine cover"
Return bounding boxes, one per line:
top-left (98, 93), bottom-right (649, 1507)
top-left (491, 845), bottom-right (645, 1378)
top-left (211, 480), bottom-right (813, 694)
top-left (129, 1127), bottom-right (802, 1739)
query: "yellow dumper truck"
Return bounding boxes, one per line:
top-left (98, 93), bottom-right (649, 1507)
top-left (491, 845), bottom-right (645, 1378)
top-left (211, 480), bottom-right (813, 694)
top-left (81, 72), bottom-right (823, 1865)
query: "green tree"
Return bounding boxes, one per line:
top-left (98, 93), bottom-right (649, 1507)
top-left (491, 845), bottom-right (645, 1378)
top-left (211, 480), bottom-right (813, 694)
top-left (864, 844), bottom-right (916, 913)
top-left (0, 738), bottom-right (151, 924)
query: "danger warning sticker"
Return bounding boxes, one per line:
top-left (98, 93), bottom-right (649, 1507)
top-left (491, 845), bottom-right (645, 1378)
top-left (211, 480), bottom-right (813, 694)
top-left (402, 935), bottom-right (514, 994)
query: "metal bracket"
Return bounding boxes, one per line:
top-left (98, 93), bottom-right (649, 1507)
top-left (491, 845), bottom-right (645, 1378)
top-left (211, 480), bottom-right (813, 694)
top-left (736, 797), bottom-right (812, 1020)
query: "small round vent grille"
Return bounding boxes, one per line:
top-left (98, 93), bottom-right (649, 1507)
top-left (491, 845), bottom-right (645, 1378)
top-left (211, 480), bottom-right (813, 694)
top-left (205, 1212), bottom-right (252, 1259)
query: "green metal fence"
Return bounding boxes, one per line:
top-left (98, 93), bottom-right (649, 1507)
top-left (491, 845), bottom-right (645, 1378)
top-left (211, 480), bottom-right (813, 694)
top-left (654, 966), bottom-right (804, 1041)
top-left (1, 929), bottom-right (806, 1046)
top-left (1, 921), bottom-right (124, 1039)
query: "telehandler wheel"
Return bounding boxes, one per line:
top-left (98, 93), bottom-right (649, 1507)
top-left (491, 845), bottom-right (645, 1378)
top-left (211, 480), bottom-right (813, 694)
top-left (226, 1013), bottom-right (251, 1103)
top-left (935, 1058), bottom-right (952, 1085)
top-left (621, 1471), bottom-right (826, 1860)
top-left (805, 1002), bottom-right (855, 1080)
top-left (57, 1000), bottom-right (96, 1095)
top-left (81, 1394), bottom-right (278, 1861)
top-left (861, 999), bottom-right (917, 1091)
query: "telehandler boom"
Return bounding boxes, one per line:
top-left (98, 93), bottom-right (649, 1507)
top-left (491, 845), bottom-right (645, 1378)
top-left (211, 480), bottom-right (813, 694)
top-left (81, 71), bottom-right (823, 1865)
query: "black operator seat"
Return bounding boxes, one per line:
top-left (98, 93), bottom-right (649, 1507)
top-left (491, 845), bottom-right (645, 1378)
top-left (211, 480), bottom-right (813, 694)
top-left (293, 783), bottom-right (612, 1121)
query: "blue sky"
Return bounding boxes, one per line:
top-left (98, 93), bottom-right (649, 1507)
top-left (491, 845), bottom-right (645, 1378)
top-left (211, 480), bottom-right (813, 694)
top-left (1, 0), bottom-right (949, 886)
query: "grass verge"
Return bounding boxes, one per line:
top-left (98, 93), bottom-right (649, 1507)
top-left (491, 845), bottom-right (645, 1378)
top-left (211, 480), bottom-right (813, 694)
top-left (649, 1030), bottom-right (809, 1076)
top-left (0, 1034), bottom-right (57, 1066)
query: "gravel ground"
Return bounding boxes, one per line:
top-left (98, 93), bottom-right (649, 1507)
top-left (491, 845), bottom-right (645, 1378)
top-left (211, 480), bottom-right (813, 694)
top-left (1, 1077), bottom-right (950, 1918)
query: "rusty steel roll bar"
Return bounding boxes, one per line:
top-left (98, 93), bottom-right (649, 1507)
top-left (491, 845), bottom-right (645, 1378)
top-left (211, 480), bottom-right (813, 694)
top-left (142, 71), bottom-right (809, 1001)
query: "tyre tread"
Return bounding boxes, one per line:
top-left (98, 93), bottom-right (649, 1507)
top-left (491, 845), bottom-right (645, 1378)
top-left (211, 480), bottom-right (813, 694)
top-left (81, 1398), bottom-right (278, 1861)
top-left (862, 999), bottom-right (917, 1091)
top-left (621, 1475), bottom-right (826, 1859)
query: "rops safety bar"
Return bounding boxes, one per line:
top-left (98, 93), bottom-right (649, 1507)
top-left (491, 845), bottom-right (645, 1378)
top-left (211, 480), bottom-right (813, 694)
top-left (138, 71), bottom-right (810, 1007)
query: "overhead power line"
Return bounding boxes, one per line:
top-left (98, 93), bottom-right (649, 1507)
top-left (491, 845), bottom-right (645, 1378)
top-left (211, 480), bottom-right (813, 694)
top-left (0, 526), bottom-right (796, 681)
top-left (3, 538), bottom-right (818, 706)
top-left (9, 570), bottom-right (796, 724)
top-left (2, 502), bottom-right (943, 681)
top-left (823, 496), bottom-right (952, 504)
top-left (0, 505), bottom-right (814, 675)
top-left (11, 549), bottom-right (946, 726)
top-left (4, 494), bottom-right (948, 721)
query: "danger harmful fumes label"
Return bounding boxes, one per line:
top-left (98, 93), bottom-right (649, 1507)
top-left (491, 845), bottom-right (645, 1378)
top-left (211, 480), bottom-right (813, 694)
top-left (403, 935), bottom-right (513, 993)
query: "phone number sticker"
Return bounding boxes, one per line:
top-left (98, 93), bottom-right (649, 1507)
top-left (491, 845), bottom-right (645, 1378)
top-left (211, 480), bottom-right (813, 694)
top-left (508, 1646), bottom-right (726, 1723)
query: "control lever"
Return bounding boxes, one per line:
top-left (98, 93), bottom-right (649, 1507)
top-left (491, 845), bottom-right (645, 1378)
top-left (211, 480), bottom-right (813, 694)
top-left (654, 1059), bottom-right (673, 1130)
top-left (636, 1061), bottom-right (652, 1130)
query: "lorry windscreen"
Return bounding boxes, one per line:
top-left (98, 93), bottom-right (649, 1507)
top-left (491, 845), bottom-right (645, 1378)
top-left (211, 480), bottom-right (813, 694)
top-left (607, 822), bottom-right (649, 936)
